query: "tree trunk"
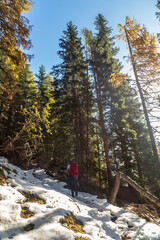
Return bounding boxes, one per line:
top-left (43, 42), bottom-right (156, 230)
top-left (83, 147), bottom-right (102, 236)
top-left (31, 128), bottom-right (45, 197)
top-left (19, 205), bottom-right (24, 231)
top-left (96, 130), bottom-right (102, 189)
top-left (93, 69), bottom-right (113, 187)
top-left (109, 172), bottom-right (160, 209)
top-left (73, 75), bottom-right (81, 164)
top-left (85, 47), bottom-right (90, 181)
top-left (108, 172), bottom-right (121, 205)
top-left (125, 28), bottom-right (160, 177)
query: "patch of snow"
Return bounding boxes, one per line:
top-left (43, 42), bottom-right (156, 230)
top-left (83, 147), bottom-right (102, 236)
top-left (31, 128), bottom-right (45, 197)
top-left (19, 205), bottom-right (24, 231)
top-left (0, 156), bottom-right (160, 240)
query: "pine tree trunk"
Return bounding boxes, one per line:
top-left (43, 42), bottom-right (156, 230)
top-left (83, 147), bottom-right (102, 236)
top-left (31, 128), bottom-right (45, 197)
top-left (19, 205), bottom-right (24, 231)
top-left (86, 76), bottom-right (89, 180)
top-left (95, 128), bottom-right (102, 189)
top-left (74, 87), bottom-right (81, 163)
top-left (85, 46), bottom-right (90, 180)
top-left (93, 70), bottom-right (113, 187)
top-left (77, 97), bottom-right (84, 168)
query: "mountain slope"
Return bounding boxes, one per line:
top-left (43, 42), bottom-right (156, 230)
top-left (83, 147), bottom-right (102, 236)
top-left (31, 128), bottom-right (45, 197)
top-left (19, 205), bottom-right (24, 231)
top-left (0, 157), bottom-right (160, 240)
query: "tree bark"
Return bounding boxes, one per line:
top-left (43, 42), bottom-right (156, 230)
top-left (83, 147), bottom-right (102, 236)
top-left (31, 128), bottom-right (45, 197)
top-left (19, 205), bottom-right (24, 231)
top-left (108, 172), bottom-right (121, 205)
top-left (109, 172), bottom-right (160, 209)
top-left (85, 45), bottom-right (90, 180)
top-left (96, 130), bottom-right (102, 189)
top-left (93, 69), bottom-right (113, 187)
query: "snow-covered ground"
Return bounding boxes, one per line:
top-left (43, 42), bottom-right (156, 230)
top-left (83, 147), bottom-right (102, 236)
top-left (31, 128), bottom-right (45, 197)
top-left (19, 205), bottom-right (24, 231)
top-left (0, 156), bottom-right (160, 240)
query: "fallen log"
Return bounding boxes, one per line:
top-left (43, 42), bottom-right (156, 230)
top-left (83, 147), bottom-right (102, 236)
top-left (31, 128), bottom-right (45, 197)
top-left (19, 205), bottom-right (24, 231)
top-left (108, 172), bottom-right (160, 209)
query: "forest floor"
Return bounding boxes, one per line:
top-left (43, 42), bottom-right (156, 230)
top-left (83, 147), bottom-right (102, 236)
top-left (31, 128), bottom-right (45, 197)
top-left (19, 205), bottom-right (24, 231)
top-left (122, 203), bottom-right (160, 226)
top-left (47, 165), bottom-right (160, 228)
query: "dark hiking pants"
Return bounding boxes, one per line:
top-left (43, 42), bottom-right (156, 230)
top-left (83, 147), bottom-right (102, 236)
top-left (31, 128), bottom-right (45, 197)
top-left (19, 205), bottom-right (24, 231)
top-left (69, 175), bottom-right (78, 197)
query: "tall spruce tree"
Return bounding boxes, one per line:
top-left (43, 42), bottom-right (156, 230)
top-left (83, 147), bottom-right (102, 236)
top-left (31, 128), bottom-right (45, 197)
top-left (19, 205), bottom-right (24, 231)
top-left (83, 14), bottom-right (157, 191)
top-left (83, 14), bottom-right (121, 187)
top-left (51, 21), bottom-right (95, 178)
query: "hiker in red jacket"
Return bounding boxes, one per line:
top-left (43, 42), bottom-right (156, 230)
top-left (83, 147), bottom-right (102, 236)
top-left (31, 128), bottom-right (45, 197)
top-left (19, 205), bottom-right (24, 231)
top-left (66, 160), bottom-right (78, 197)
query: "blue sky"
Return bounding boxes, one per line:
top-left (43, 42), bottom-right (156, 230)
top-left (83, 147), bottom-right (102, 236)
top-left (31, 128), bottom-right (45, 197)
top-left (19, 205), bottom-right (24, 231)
top-left (25, 0), bottom-right (160, 76)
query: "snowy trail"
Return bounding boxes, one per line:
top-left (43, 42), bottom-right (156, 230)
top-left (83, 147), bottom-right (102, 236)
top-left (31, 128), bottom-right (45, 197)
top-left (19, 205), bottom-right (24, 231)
top-left (27, 167), bottom-right (160, 240)
top-left (0, 157), bottom-right (160, 240)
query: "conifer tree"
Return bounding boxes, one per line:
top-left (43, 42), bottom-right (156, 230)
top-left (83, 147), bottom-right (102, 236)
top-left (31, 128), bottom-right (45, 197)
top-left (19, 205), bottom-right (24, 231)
top-left (117, 17), bottom-right (160, 176)
top-left (36, 65), bottom-right (54, 109)
top-left (83, 14), bottom-right (121, 187)
top-left (51, 21), bottom-right (95, 178)
top-left (35, 65), bottom-right (54, 139)
top-left (109, 79), bottom-right (155, 183)
top-left (82, 14), bottom-right (157, 190)
top-left (17, 64), bottom-right (38, 108)
top-left (0, 63), bottom-right (38, 166)
top-left (0, 0), bottom-right (33, 151)
top-left (12, 66), bottom-right (54, 167)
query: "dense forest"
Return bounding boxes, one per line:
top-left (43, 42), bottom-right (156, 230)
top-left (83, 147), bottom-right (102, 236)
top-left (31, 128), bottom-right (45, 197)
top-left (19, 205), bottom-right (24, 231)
top-left (0, 0), bottom-right (160, 200)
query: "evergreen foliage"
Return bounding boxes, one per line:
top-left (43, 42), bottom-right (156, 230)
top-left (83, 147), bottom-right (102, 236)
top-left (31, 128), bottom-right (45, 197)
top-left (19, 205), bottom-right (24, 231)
top-left (83, 14), bottom-right (122, 187)
top-left (0, 0), bottom-right (33, 65)
top-left (0, 3), bottom-right (159, 198)
top-left (51, 21), bottom-right (96, 179)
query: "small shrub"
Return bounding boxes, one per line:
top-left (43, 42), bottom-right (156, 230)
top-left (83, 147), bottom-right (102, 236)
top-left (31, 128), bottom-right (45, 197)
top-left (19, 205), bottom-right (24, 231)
top-left (20, 206), bottom-right (35, 219)
top-left (59, 212), bottom-right (85, 234)
top-left (19, 190), bottom-right (46, 204)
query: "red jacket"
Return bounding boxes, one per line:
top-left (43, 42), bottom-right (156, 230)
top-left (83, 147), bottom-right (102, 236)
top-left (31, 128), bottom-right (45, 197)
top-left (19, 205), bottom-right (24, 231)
top-left (69, 161), bottom-right (78, 177)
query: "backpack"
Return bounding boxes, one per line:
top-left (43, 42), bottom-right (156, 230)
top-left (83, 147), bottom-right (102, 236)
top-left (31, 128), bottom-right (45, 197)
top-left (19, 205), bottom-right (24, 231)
top-left (69, 162), bottom-right (78, 177)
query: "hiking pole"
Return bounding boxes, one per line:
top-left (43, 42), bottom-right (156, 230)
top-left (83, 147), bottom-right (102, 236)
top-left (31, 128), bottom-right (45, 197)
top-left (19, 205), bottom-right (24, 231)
top-left (64, 172), bottom-right (71, 195)
top-left (59, 169), bottom-right (71, 196)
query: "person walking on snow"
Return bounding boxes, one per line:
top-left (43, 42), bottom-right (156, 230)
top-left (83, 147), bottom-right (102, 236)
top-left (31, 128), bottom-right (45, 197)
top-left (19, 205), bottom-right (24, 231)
top-left (66, 160), bottom-right (78, 197)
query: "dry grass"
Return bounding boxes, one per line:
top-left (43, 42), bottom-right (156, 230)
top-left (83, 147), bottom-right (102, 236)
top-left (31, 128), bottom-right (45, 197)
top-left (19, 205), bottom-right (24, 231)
top-left (123, 203), bottom-right (160, 226)
top-left (0, 168), bottom-right (7, 185)
top-left (19, 190), bottom-right (46, 204)
top-left (59, 212), bottom-right (85, 234)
